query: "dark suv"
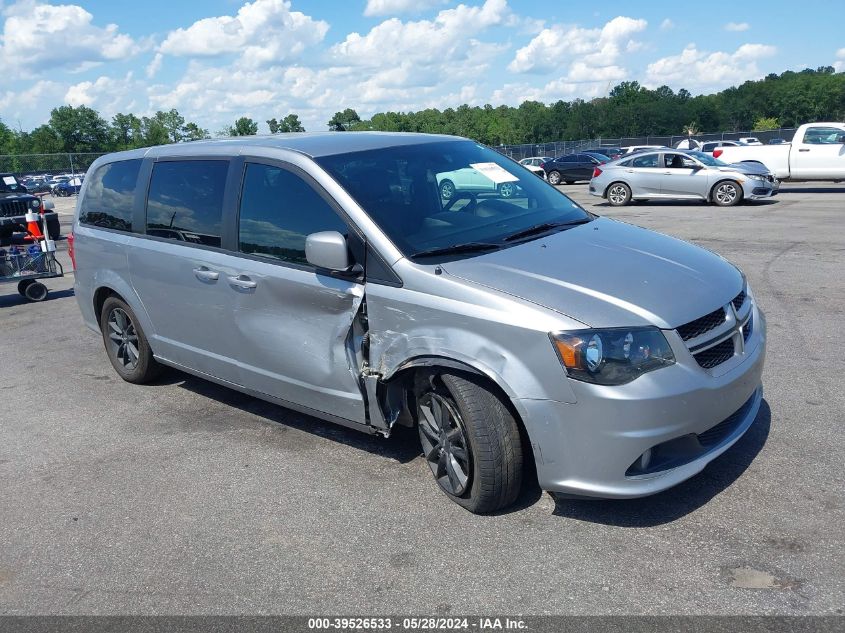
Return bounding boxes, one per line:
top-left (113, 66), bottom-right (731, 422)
top-left (0, 173), bottom-right (60, 244)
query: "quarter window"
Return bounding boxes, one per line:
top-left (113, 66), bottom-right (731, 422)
top-left (79, 159), bottom-right (141, 232)
top-left (238, 163), bottom-right (348, 265)
top-left (146, 160), bottom-right (228, 248)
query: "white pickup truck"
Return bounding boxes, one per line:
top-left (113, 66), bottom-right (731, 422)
top-left (714, 122), bottom-right (845, 181)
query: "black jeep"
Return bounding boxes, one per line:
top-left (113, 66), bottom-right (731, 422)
top-left (0, 173), bottom-right (61, 245)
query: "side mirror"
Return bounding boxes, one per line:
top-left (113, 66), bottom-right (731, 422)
top-left (305, 231), bottom-right (351, 271)
top-left (837, 134), bottom-right (845, 144)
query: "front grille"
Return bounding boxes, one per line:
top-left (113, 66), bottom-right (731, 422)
top-left (743, 314), bottom-right (753, 342)
top-left (694, 337), bottom-right (735, 369)
top-left (0, 199), bottom-right (29, 219)
top-left (732, 289), bottom-right (746, 311)
top-left (677, 307), bottom-right (726, 341)
top-left (697, 393), bottom-right (756, 447)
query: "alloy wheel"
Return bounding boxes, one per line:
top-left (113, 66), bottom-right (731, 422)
top-left (716, 183), bottom-right (738, 205)
top-left (608, 184), bottom-right (629, 205)
top-left (418, 391), bottom-right (473, 496)
top-left (107, 307), bottom-right (140, 370)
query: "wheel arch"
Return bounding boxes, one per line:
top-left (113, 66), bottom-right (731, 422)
top-left (709, 178), bottom-right (744, 202)
top-left (89, 274), bottom-right (158, 354)
top-left (604, 180), bottom-right (631, 199)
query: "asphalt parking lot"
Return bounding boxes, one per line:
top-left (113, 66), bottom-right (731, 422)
top-left (1, 184), bottom-right (843, 615)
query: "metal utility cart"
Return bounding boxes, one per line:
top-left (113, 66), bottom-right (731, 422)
top-left (0, 212), bottom-right (63, 302)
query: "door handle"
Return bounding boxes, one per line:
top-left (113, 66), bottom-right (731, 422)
top-left (228, 274), bottom-right (257, 289)
top-left (193, 267), bottom-right (219, 282)
top-left (798, 148), bottom-right (810, 152)
top-left (625, 169), bottom-right (634, 173)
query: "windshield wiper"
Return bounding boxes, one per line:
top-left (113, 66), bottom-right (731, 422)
top-left (503, 218), bottom-right (591, 242)
top-left (410, 242), bottom-right (502, 259)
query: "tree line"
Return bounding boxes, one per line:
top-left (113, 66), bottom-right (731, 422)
top-left (2, 67), bottom-right (843, 156)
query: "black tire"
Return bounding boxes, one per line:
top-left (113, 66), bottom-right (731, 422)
top-left (23, 281), bottom-right (48, 302)
top-left (417, 372), bottom-right (523, 514)
top-left (712, 180), bottom-right (742, 207)
top-left (17, 278), bottom-right (36, 296)
top-left (439, 179), bottom-right (455, 200)
top-left (46, 215), bottom-right (61, 240)
top-left (498, 182), bottom-right (516, 198)
top-left (100, 296), bottom-right (163, 384)
top-left (606, 182), bottom-right (632, 206)
top-left (547, 170), bottom-right (562, 185)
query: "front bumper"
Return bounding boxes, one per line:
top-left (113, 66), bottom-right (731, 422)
top-left (517, 307), bottom-right (767, 498)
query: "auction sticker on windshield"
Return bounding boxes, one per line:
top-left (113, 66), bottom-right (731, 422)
top-left (470, 162), bottom-right (519, 184)
top-left (3, 176), bottom-right (17, 185)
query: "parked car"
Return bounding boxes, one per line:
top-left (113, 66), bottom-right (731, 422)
top-left (589, 149), bottom-right (778, 206)
top-left (714, 122), bottom-right (845, 181)
top-left (544, 152), bottom-right (607, 185)
top-left (583, 147), bottom-right (623, 161)
top-left (73, 134), bottom-right (766, 513)
top-left (700, 140), bottom-right (746, 154)
top-left (437, 165), bottom-right (521, 199)
top-left (52, 177), bottom-right (83, 197)
top-left (768, 138), bottom-right (788, 145)
top-left (622, 145), bottom-right (667, 154)
top-left (21, 178), bottom-right (51, 194)
top-left (518, 156), bottom-right (552, 179)
top-left (738, 137), bottom-right (763, 145)
top-left (0, 173), bottom-right (61, 243)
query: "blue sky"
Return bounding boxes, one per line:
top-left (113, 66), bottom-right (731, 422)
top-left (1, 0), bottom-right (843, 134)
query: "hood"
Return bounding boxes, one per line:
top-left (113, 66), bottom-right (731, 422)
top-left (441, 217), bottom-right (743, 329)
top-left (725, 161), bottom-right (771, 176)
top-left (0, 192), bottom-right (36, 201)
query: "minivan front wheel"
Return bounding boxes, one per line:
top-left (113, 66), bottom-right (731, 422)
top-left (100, 296), bottom-right (162, 384)
top-left (417, 372), bottom-right (523, 513)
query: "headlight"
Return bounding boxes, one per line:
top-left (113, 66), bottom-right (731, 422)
top-left (746, 174), bottom-right (766, 181)
top-left (550, 327), bottom-right (675, 386)
top-left (30, 199), bottom-right (41, 209)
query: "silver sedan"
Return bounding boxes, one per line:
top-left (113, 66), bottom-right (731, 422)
top-left (589, 150), bottom-right (778, 207)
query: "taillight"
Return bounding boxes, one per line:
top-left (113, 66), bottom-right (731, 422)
top-left (67, 232), bottom-right (76, 270)
top-left (713, 149), bottom-right (723, 158)
top-left (592, 167), bottom-right (603, 178)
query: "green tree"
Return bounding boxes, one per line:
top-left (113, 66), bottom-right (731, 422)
top-left (141, 116), bottom-right (169, 146)
top-left (753, 116), bottom-right (779, 131)
top-left (182, 122), bottom-right (210, 141)
top-left (223, 117), bottom-right (259, 136)
top-left (328, 108), bottom-right (361, 131)
top-left (155, 109), bottom-right (186, 143)
top-left (278, 114), bottom-right (305, 132)
top-left (111, 113), bottom-right (142, 149)
top-left (48, 105), bottom-right (110, 152)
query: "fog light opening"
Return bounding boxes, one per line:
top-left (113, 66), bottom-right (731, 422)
top-left (638, 448), bottom-right (653, 471)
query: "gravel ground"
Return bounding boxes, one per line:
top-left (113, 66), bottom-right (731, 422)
top-left (0, 185), bottom-right (843, 615)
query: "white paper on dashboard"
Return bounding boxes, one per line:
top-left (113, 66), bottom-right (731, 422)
top-left (469, 162), bottom-right (519, 184)
top-left (3, 176), bottom-right (17, 185)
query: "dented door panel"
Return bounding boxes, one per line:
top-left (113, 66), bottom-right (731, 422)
top-left (231, 256), bottom-right (367, 424)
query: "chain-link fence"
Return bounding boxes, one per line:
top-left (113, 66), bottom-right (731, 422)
top-left (0, 152), bottom-right (107, 178)
top-left (495, 128), bottom-right (798, 160)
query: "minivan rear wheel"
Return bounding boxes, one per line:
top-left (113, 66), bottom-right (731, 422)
top-left (100, 296), bottom-right (163, 384)
top-left (417, 372), bottom-right (523, 514)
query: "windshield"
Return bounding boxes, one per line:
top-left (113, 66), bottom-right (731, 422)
top-left (317, 140), bottom-right (590, 259)
top-left (687, 151), bottom-right (729, 167)
top-left (0, 174), bottom-right (27, 193)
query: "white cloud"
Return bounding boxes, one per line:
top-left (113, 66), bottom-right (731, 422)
top-left (333, 0), bottom-right (510, 67)
top-left (158, 0), bottom-right (328, 67)
top-left (146, 53), bottom-right (163, 79)
top-left (363, 0), bottom-right (447, 17)
top-left (835, 47), bottom-right (845, 72)
top-left (725, 22), bottom-right (750, 32)
top-left (660, 18), bottom-right (674, 31)
top-left (64, 73), bottom-right (144, 118)
top-left (0, 1), bottom-right (142, 75)
top-left (508, 16), bottom-right (647, 74)
top-left (645, 43), bottom-right (777, 91)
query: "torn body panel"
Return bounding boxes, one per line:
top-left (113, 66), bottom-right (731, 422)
top-left (364, 261), bottom-right (582, 406)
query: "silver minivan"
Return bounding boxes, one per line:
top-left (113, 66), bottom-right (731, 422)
top-left (72, 133), bottom-right (766, 513)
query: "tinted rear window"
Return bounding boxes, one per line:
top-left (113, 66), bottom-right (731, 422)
top-left (146, 160), bottom-right (228, 248)
top-left (79, 159), bottom-right (142, 232)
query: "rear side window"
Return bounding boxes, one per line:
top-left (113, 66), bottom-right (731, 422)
top-left (238, 163), bottom-right (348, 265)
top-left (802, 127), bottom-right (844, 144)
top-left (79, 159), bottom-right (141, 231)
top-left (146, 160), bottom-right (228, 248)
top-left (631, 154), bottom-right (658, 168)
